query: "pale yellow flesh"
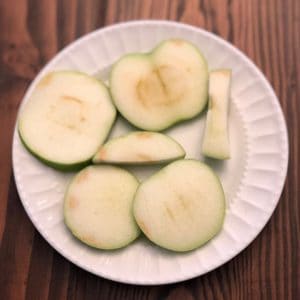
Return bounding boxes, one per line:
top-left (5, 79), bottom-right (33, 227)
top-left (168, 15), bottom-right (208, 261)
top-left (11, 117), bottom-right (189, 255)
top-left (110, 39), bottom-right (208, 131)
top-left (64, 165), bottom-right (140, 249)
top-left (93, 131), bottom-right (185, 164)
top-left (202, 70), bottom-right (231, 159)
top-left (18, 71), bottom-right (116, 165)
top-left (133, 160), bottom-right (225, 252)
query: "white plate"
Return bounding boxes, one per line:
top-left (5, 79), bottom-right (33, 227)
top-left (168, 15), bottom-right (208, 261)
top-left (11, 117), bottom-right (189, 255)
top-left (13, 20), bottom-right (288, 284)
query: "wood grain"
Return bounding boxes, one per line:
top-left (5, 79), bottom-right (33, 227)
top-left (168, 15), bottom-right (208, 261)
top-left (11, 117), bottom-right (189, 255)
top-left (0, 0), bottom-right (299, 299)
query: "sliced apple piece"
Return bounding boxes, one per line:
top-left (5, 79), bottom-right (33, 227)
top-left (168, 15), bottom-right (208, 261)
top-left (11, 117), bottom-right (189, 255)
top-left (64, 165), bottom-right (140, 249)
top-left (93, 131), bottom-right (185, 164)
top-left (18, 71), bottom-right (116, 171)
top-left (133, 159), bottom-right (226, 252)
top-left (110, 39), bottom-right (208, 131)
top-left (202, 69), bottom-right (231, 159)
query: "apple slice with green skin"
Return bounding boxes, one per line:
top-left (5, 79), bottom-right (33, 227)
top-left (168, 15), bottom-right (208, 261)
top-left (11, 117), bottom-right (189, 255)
top-left (202, 69), bottom-right (231, 159)
top-left (110, 39), bottom-right (208, 131)
top-left (133, 159), bottom-right (225, 252)
top-left (18, 71), bottom-right (116, 171)
top-left (64, 165), bottom-right (140, 250)
top-left (93, 131), bottom-right (185, 165)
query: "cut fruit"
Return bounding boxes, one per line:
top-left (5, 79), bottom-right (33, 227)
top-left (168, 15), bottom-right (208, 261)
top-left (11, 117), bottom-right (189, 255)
top-left (202, 69), bottom-right (231, 159)
top-left (18, 71), bottom-right (116, 171)
top-left (133, 159), bottom-right (225, 252)
top-left (93, 131), bottom-right (185, 164)
top-left (110, 39), bottom-right (208, 131)
top-left (64, 165), bottom-right (140, 250)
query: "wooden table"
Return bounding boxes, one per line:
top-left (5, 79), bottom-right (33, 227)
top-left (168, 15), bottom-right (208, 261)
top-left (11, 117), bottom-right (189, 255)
top-left (0, 0), bottom-right (299, 299)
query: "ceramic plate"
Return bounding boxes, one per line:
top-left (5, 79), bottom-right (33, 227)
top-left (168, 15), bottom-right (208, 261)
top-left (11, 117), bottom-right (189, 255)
top-left (13, 20), bottom-right (288, 284)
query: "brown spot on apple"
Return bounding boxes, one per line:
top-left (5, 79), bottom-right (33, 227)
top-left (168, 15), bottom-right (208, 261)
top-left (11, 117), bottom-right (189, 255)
top-left (76, 169), bottom-right (89, 183)
top-left (68, 196), bottom-right (79, 210)
top-left (62, 95), bottom-right (82, 104)
top-left (178, 194), bottom-right (189, 210)
top-left (136, 132), bottom-right (153, 139)
top-left (138, 220), bottom-right (152, 238)
top-left (80, 234), bottom-right (98, 246)
top-left (96, 148), bottom-right (106, 160)
top-left (216, 69), bottom-right (231, 77)
top-left (171, 39), bottom-right (184, 46)
top-left (136, 153), bottom-right (153, 161)
top-left (136, 68), bottom-right (170, 108)
top-left (165, 204), bottom-right (176, 221)
top-left (136, 65), bottom-right (185, 108)
top-left (38, 73), bottom-right (54, 88)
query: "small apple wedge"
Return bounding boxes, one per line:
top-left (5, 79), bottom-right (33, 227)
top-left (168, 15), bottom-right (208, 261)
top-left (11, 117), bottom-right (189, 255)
top-left (64, 165), bottom-right (140, 250)
top-left (202, 69), bottom-right (231, 159)
top-left (18, 71), bottom-right (116, 171)
top-left (110, 39), bottom-right (208, 131)
top-left (93, 131), bottom-right (185, 165)
top-left (133, 159), bottom-right (225, 252)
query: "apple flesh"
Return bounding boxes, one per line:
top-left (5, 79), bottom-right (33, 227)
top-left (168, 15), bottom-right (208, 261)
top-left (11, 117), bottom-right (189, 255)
top-left (202, 69), bottom-right (231, 159)
top-left (133, 159), bottom-right (226, 252)
top-left (64, 165), bottom-right (140, 250)
top-left (18, 71), bottom-right (116, 171)
top-left (93, 131), bottom-right (185, 165)
top-left (110, 39), bottom-right (208, 131)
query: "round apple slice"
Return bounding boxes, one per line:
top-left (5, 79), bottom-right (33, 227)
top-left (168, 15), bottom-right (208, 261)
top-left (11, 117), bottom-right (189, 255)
top-left (18, 71), bottom-right (116, 171)
top-left (110, 39), bottom-right (208, 131)
top-left (64, 165), bottom-right (140, 250)
top-left (133, 159), bottom-right (225, 252)
top-left (93, 131), bottom-right (185, 164)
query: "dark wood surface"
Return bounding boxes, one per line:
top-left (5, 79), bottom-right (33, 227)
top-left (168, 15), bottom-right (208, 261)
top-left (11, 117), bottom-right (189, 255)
top-left (0, 0), bottom-right (299, 299)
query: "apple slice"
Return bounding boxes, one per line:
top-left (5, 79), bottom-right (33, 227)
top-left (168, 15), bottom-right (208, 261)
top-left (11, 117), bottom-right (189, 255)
top-left (18, 71), bottom-right (116, 171)
top-left (133, 159), bottom-right (225, 252)
top-left (93, 131), bottom-right (185, 165)
top-left (202, 69), bottom-right (231, 159)
top-left (110, 39), bottom-right (208, 131)
top-left (64, 165), bottom-right (140, 250)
